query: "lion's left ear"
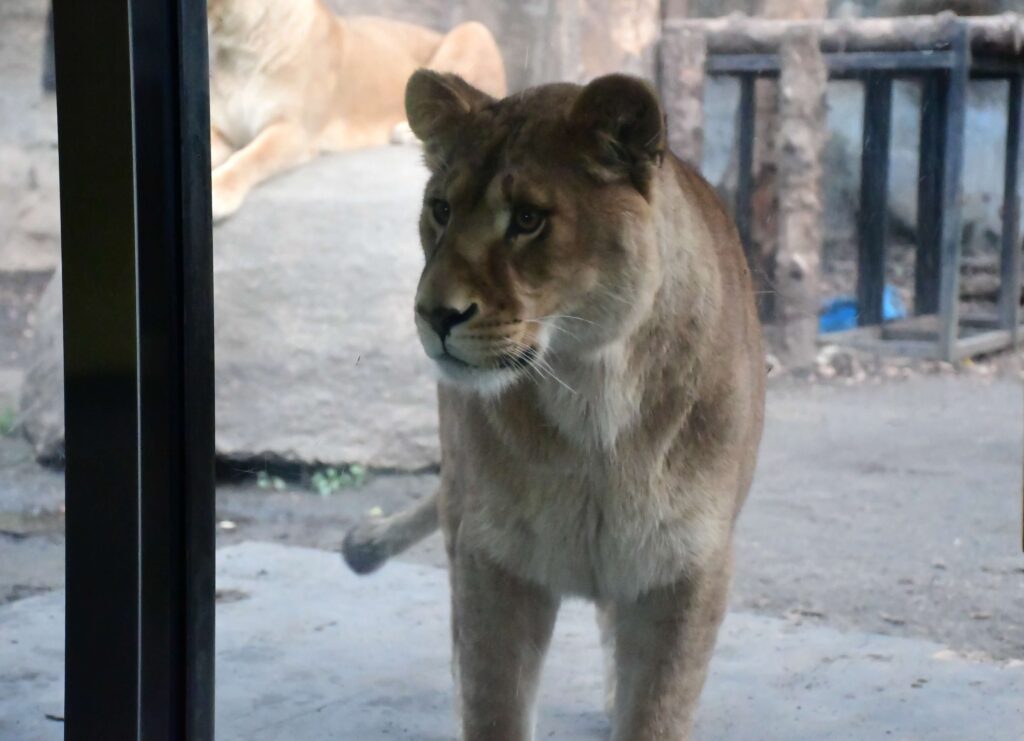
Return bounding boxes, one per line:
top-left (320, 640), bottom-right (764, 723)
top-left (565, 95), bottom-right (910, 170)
top-left (569, 74), bottom-right (666, 194)
top-left (406, 70), bottom-right (493, 146)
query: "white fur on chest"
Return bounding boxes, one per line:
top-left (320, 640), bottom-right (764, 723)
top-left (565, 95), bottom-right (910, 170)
top-left (464, 448), bottom-right (723, 602)
top-left (539, 348), bottom-right (640, 452)
top-left (464, 353), bottom-right (725, 602)
top-left (208, 1), bottom-right (316, 145)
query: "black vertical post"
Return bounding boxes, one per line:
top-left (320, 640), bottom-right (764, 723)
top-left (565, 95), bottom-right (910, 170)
top-left (937, 25), bottom-right (969, 360)
top-left (916, 73), bottom-right (946, 316)
top-left (42, 2), bottom-right (56, 92)
top-left (130, 0), bottom-right (216, 738)
top-left (54, 0), bottom-right (140, 735)
top-left (178, 1), bottom-right (218, 735)
top-left (735, 74), bottom-right (756, 265)
top-left (858, 73), bottom-right (893, 326)
top-left (999, 74), bottom-right (1022, 346)
top-left (54, 0), bottom-right (215, 737)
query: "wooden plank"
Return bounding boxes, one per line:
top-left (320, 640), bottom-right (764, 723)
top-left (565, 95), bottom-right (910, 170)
top-left (999, 74), bottom-right (1023, 346)
top-left (668, 14), bottom-right (1024, 55)
top-left (858, 73), bottom-right (893, 326)
top-left (830, 335), bottom-right (942, 359)
top-left (775, 29), bottom-right (827, 367)
top-left (880, 314), bottom-right (939, 341)
top-left (960, 313), bottom-right (1001, 329)
top-left (953, 329), bottom-right (1013, 360)
top-left (661, 24), bottom-right (707, 166)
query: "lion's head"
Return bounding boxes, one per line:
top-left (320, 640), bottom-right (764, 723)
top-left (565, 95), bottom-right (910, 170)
top-left (406, 71), bottom-right (668, 395)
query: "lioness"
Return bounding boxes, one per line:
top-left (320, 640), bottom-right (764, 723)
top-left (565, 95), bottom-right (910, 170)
top-left (206, 0), bottom-right (507, 220)
top-left (343, 71), bottom-right (765, 740)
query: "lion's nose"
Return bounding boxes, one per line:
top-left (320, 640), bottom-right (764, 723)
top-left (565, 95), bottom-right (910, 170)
top-left (417, 303), bottom-right (478, 340)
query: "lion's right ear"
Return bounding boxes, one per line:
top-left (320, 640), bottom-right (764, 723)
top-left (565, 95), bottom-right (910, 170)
top-left (405, 70), bottom-right (493, 147)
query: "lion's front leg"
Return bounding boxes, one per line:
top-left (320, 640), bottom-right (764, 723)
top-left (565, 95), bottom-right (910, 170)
top-left (609, 552), bottom-right (733, 741)
top-left (452, 542), bottom-right (559, 741)
top-left (210, 125), bottom-right (235, 169)
top-left (210, 120), bottom-right (312, 221)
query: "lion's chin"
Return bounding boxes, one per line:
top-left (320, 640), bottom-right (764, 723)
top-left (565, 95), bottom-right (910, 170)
top-left (428, 354), bottom-right (523, 397)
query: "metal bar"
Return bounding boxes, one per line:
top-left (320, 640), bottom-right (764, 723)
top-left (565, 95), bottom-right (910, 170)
top-left (708, 54), bottom-right (779, 75)
top-left (827, 50), bottom-right (954, 74)
top-left (999, 75), bottom-right (1022, 346)
top-left (916, 74), bottom-right (945, 316)
top-left (54, 0), bottom-right (141, 735)
top-left (42, 2), bottom-right (56, 92)
top-left (54, 0), bottom-right (215, 737)
top-left (177, 0), bottom-right (217, 734)
top-left (938, 25), bottom-right (970, 361)
top-left (735, 74), bottom-right (756, 266)
top-left (970, 55), bottom-right (1024, 78)
top-left (707, 49), bottom-right (955, 76)
top-left (129, 0), bottom-right (216, 738)
top-left (858, 73), bottom-right (893, 326)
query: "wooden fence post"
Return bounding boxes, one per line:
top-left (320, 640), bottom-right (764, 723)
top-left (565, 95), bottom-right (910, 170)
top-left (660, 23), bottom-right (707, 166)
top-left (776, 27), bottom-right (826, 367)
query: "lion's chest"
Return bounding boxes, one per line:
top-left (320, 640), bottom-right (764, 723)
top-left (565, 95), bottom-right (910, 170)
top-left (209, 54), bottom-right (298, 146)
top-left (458, 448), bottom-right (719, 603)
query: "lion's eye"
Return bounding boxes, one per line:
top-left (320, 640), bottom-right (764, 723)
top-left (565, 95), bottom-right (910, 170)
top-left (431, 199), bottom-right (451, 226)
top-left (510, 206), bottom-right (545, 236)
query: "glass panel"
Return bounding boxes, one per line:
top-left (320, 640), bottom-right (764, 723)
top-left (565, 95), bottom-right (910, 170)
top-left (208, 1), bottom-right (1024, 738)
top-left (0, 1), bottom-right (1009, 738)
top-left (0, 0), bottom-right (66, 737)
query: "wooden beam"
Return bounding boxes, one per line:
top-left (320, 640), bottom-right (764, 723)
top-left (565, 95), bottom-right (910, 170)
top-left (667, 13), bottom-right (1024, 56)
top-left (660, 24), bottom-right (706, 166)
top-left (953, 329), bottom-right (1014, 360)
top-left (775, 29), bottom-right (826, 367)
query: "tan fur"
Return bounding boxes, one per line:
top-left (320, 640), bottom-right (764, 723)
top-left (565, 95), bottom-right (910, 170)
top-left (343, 71), bottom-right (765, 740)
top-left (206, 0), bottom-right (506, 220)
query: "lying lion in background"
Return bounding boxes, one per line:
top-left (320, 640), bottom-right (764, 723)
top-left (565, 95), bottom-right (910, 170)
top-left (207, 0), bottom-right (507, 220)
top-left (344, 70), bottom-right (766, 739)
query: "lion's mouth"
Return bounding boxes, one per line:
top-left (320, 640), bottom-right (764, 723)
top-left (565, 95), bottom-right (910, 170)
top-left (431, 351), bottom-right (472, 370)
top-left (495, 346), bottom-right (538, 370)
top-left (429, 345), bottom-right (539, 374)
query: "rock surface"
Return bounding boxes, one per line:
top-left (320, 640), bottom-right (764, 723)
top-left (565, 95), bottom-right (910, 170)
top-left (0, 0), bottom-right (60, 274)
top-left (17, 266), bottom-right (62, 463)
top-left (20, 146), bottom-right (441, 470)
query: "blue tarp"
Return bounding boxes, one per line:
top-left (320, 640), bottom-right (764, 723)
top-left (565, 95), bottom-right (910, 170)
top-left (819, 284), bottom-right (907, 333)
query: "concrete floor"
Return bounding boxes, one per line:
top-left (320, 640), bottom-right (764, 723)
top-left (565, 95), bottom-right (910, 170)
top-left (7, 375), bottom-right (1023, 659)
top-left (2, 541), bottom-right (1023, 740)
top-left (2, 372), bottom-right (1024, 739)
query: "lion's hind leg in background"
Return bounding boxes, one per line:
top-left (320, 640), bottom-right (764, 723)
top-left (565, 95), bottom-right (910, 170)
top-left (426, 21), bottom-right (507, 99)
